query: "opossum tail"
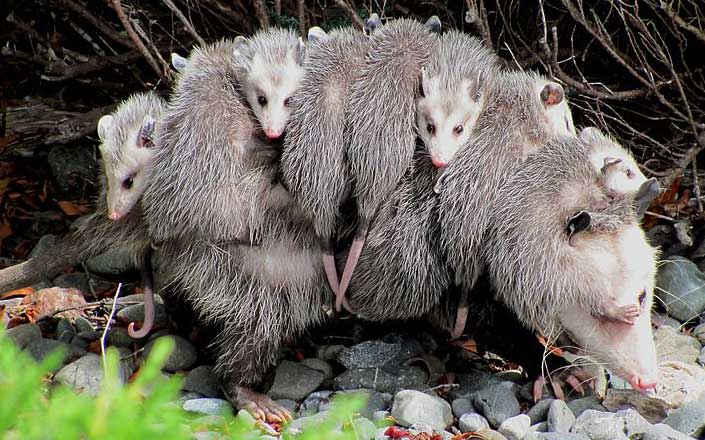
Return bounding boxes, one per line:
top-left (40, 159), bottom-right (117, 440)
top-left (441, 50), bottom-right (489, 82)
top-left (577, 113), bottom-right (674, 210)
top-left (128, 247), bottom-right (155, 339)
top-left (335, 223), bottom-right (368, 312)
top-left (0, 234), bottom-right (84, 294)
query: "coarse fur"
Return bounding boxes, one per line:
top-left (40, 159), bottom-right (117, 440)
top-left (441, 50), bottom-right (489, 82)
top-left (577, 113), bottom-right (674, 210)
top-left (439, 70), bottom-right (576, 291)
top-left (336, 18), bottom-right (439, 308)
top-left (483, 136), bottom-right (659, 390)
top-left (416, 30), bottom-right (501, 167)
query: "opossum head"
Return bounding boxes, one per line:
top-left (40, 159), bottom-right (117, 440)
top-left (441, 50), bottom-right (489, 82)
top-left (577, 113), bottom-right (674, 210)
top-left (559, 218), bottom-right (659, 393)
top-left (235, 28), bottom-right (306, 140)
top-left (535, 79), bottom-right (575, 138)
top-left (97, 93), bottom-right (164, 221)
top-left (417, 69), bottom-right (485, 168)
top-left (580, 127), bottom-right (648, 196)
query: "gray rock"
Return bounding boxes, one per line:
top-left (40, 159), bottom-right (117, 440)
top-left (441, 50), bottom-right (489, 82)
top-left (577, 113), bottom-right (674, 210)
top-left (372, 410), bottom-right (390, 422)
top-left (48, 143), bottom-right (97, 193)
top-left (537, 434), bottom-right (590, 440)
top-left (375, 427), bottom-right (390, 440)
top-left (452, 397), bottom-right (476, 418)
top-left (56, 318), bottom-right (75, 344)
top-left (471, 383), bottom-right (521, 428)
top-left (662, 395), bottom-right (705, 437)
top-left (656, 256), bottom-right (705, 322)
top-left (268, 361), bottom-right (325, 401)
top-left (106, 327), bottom-right (135, 347)
top-left (602, 389), bottom-right (670, 423)
top-left (567, 395), bottom-right (607, 418)
top-left (654, 326), bottom-right (700, 364)
top-left (144, 335), bottom-right (197, 372)
top-left (390, 390), bottom-right (452, 431)
top-left (531, 421), bottom-right (548, 432)
top-left (317, 344), bottom-right (345, 362)
top-left (298, 390), bottom-right (333, 417)
top-left (546, 399), bottom-right (575, 433)
top-left (183, 398), bottom-right (232, 416)
top-left (352, 417), bottom-right (377, 440)
top-left (74, 317), bottom-right (96, 334)
top-left (116, 303), bottom-right (168, 333)
top-left (497, 414), bottom-right (530, 440)
top-left (54, 353), bottom-right (104, 396)
top-left (527, 399), bottom-right (555, 425)
top-left (6, 323), bottom-right (41, 349)
top-left (85, 247), bottom-right (137, 276)
top-left (381, 333), bottom-right (424, 361)
top-left (70, 335), bottom-right (88, 350)
top-left (183, 365), bottom-right (220, 398)
top-left (337, 340), bottom-right (402, 369)
top-left (116, 347), bottom-right (136, 381)
top-left (571, 409), bottom-right (653, 440)
top-left (77, 330), bottom-right (100, 341)
top-left (53, 272), bottom-right (90, 294)
top-left (653, 312), bottom-right (683, 330)
top-left (286, 411), bottom-right (329, 434)
top-left (275, 399), bottom-right (297, 414)
top-left (336, 389), bottom-right (391, 419)
top-left (644, 423), bottom-right (695, 440)
top-left (454, 370), bottom-right (505, 398)
top-left (300, 358), bottom-right (334, 380)
top-left (698, 346), bottom-right (705, 366)
top-left (333, 367), bottom-right (427, 393)
top-left (26, 338), bottom-right (85, 370)
top-left (693, 323), bottom-right (705, 345)
top-left (180, 392), bottom-right (204, 402)
top-left (459, 413), bottom-right (489, 432)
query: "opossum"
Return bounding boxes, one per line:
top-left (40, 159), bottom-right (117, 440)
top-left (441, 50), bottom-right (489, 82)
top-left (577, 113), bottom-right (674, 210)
top-left (336, 17), bottom-right (441, 312)
top-left (0, 93), bottom-right (164, 301)
top-left (580, 126), bottom-right (660, 216)
top-left (416, 30), bottom-right (501, 168)
top-left (142, 30), bottom-right (311, 422)
top-left (484, 135), bottom-right (659, 392)
top-left (171, 52), bottom-right (188, 73)
top-left (279, 24), bottom-right (373, 308)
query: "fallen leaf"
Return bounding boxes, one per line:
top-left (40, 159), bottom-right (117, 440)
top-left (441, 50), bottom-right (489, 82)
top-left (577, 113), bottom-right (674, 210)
top-left (0, 286), bottom-right (36, 299)
top-left (462, 338), bottom-right (478, 354)
top-left (22, 287), bottom-right (87, 320)
top-left (57, 200), bottom-right (91, 216)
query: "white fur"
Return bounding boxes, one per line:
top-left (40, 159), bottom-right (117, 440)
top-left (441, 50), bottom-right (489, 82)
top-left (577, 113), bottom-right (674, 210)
top-left (582, 127), bottom-right (648, 195)
top-left (97, 115), bottom-right (114, 141)
top-left (536, 80), bottom-right (576, 138)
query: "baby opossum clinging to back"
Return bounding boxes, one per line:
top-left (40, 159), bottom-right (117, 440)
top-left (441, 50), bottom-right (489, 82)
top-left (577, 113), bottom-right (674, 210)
top-left (334, 16), bottom-right (441, 312)
top-left (143, 29), bottom-right (310, 423)
top-left (0, 94), bottom-right (164, 339)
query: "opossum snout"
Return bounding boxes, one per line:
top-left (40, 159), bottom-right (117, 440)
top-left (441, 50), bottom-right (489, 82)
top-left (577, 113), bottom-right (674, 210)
top-left (628, 373), bottom-right (658, 393)
top-left (431, 156), bottom-right (448, 168)
top-left (264, 129), bottom-right (283, 139)
top-left (108, 210), bottom-right (122, 221)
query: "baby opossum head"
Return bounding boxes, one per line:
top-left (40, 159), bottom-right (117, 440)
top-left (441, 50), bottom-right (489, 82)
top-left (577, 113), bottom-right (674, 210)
top-left (97, 93), bottom-right (164, 221)
top-left (559, 219), bottom-right (659, 392)
top-left (416, 31), bottom-right (500, 168)
top-left (534, 77), bottom-right (575, 139)
top-left (235, 28), bottom-right (306, 140)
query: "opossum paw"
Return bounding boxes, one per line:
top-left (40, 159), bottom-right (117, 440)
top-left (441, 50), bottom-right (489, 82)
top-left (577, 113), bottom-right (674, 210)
top-left (533, 367), bottom-right (596, 402)
top-left (602, 304), bottom-right (640, 325)
top-left (228, 385), bottom-right (293, 426)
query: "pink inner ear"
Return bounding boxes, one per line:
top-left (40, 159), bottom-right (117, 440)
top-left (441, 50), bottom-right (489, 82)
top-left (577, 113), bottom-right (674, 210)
top-left (542, 84), bottom-right (564, 106)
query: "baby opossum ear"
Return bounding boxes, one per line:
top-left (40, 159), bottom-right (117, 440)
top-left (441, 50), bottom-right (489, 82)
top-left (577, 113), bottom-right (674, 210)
top-left (567, 211), bottom-right (591, 242)
top-left (295, 37), bottom-right (306, 64)
top-left (97, 115), bottom-right (114, 142)
top-left (424, 15), bottom-right (442, 34)
top-left (419, 67), bottom-right (430, 98)
top-left (540, 82), bottom-right (564, 107)
top-left (138, 115), bottom-right (156, 148)
top-left (307, 26), bottom-right (329, 43)
top-left (364, 13), bottom-right (381, 35)
top-left (170, 53), bottom-right (188, 73)
top-left (468, 72), bottom-right (484, 102)
top-left (601, 157), bottom-right (622, 174)
top-left (232, 36), bottom-right (249, 65)
top-left (634, 177), bottom-right (661, 218)
top-left (579, 126), bottom-right (601, 143)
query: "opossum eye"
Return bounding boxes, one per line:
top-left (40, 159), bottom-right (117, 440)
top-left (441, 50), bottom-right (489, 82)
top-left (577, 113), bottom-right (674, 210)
top-left (257, 96), bottom-right (267, 107)
top-left (284, 97), bottom-right (292, 107)
top-left (453, 125), bottom-right (464, 135)
top-left (626, 169), bottom-right (633, 178)
top-left (638, 290), bottom-right (646, 306)
top-left (426, 123), bottom-right (435, 135)
top-left (122, 176), bottom-right (134, 190)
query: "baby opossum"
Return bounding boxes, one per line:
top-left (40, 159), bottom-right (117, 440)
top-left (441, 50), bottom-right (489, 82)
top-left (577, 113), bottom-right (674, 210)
top-left (279, 23), bottom-right (375, 309)
top-left (484, 135), bottom-right (659, 393)
top-left (336, 16), bottom-right (441, 312)
top-left (416, 30), bottom-right (501, 168)
top-left (142, 30), bottom-right (309, 422)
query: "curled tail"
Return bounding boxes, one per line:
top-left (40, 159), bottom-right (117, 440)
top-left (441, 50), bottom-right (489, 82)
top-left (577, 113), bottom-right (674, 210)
top-left (128, 247), bottom-right (155, 339)
top-left (335, 222), bottom-right (368, 313)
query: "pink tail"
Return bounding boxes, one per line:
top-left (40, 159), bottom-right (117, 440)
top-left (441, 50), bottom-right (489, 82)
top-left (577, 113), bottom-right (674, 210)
top-left (322, 252), bottom-right (340, 294)
top-left (128, 250), bottom-right (155, 339)
top-left (336, 227), bottom-right (368, 312)
top-left (450, 288), bottom-right (469, 339)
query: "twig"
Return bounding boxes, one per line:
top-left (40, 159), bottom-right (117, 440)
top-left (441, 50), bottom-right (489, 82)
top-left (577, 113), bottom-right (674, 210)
top-left (110, 0), bottom-right (166, 81)
top-left (651, 0), bottom-right (705, 46)
top-left (297, 0), bottom-right (306, 36)
top-left (162, 0), bottom-right (206, 46)
top-left (252, 0), bottom-right (271, 28)
top-left (40, 50), bottom-right (147, 81)
top-left (644, 211), bottom-right (675, 222)
top-left (464, 0), bottom-right (492, 48)
top-left (333, 0), bottom-right (366, 29)
top-left (59, 0), bottom-right (134, 49)
top-left (274, 0), bottom-right (281, 16)
top-left (101, 282), bottom-right (123, 370)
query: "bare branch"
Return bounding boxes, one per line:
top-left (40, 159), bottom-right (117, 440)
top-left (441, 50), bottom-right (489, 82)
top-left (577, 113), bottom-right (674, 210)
top-left (333, 0), bottom-right (366, 30)
top-left (58, 0), bottom-right (134, 49)
top-left (163, 0), bottom-right (206, 46)
top-left (252, 0), bottom-right (271, 28)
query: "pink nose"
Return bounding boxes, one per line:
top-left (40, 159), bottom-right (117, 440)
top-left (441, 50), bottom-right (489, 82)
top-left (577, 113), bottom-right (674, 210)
top-left (264, 129), bottom-right (282, 139)
top-left (431, 157), bottom-right (448, 168)
top-left (628, 374), bottom-right (658, 392)
top-left (108, 211), bottom-right (121, 221)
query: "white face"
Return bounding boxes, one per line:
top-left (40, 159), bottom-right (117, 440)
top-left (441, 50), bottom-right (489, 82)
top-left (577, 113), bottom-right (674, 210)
top-left (98, 115), bottom-right (155, 221)
top-left (417, 75), bottom-right (484, 168)
top-left (582, 129), bottom-right (648, 196)
top-left (536, 80), bottom-right (576, 138)
top-left (560, 224), bottom-right (659, 392)
top-left (244, 51), bottom-right (304, 140)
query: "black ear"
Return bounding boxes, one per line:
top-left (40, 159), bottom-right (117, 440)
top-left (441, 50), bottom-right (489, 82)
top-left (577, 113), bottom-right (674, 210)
top-left (364, 13), bottom-right (381, 35)
top-left (424, 16), bottom-right (442, 33)
top-left (634, 177), bottom-right (661, 218)
top-left (567, 211), bottom-right (591, 242)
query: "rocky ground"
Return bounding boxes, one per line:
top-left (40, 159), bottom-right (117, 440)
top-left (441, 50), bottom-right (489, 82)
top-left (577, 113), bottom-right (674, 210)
top-left (3, 236), bottom-right (705, 439)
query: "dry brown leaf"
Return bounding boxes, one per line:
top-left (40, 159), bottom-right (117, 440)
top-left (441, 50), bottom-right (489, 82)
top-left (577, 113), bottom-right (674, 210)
top-left (22, 287), bottom-right (87, 320)
top-left (57, 200), bottom-right (91, 216)
top-left (462, 338), bottom-right (479, 354)
top-left (0, 286), bottom-right (36, 299)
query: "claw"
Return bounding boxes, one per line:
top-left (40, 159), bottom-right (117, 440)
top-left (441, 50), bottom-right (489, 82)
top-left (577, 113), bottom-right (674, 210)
top-left (227, 385), bottom-right (292, 431)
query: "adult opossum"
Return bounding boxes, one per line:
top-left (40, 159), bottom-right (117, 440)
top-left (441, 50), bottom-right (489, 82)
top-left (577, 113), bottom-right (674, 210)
top-left (142, 30), bottom-right (313, 422)
top-left (335, 16), bottom-right (441, 311)
top-left (484, 135), bottom-right (659, 392)
top-left (280, 23), bottom-right (376, 309)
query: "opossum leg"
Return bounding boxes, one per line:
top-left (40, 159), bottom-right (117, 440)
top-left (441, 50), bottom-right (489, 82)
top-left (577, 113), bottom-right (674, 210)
top-left (227, 385), bottom-right (292, 424)
top-left (128, 248), bottom-right (155, 339)
top-left (533, 367), bottom-right (595, 402)
top-left (450, 288), bottom-right (469, 340)
top-left (336, 224), bottom-right (369, 313)
top-left (597, 302), bottom-right (640, 326)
